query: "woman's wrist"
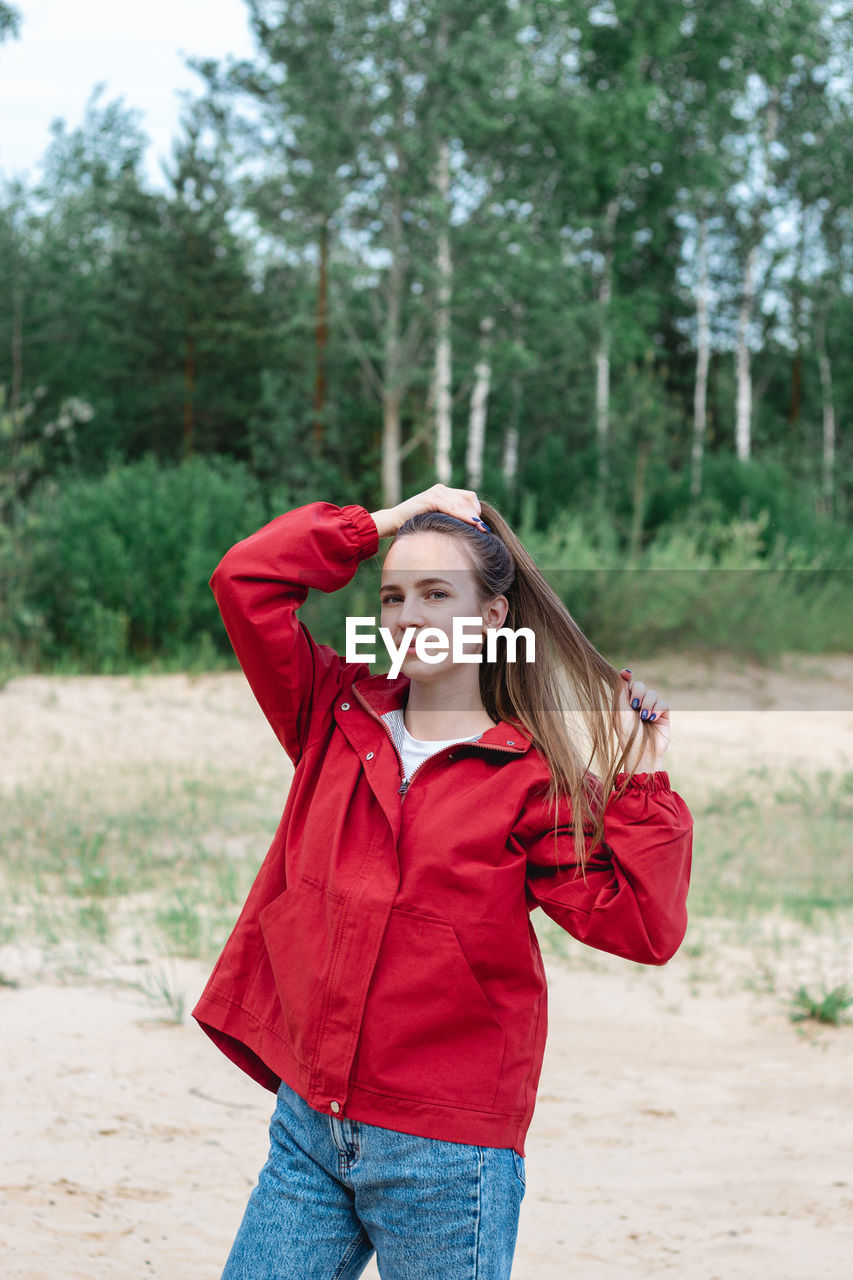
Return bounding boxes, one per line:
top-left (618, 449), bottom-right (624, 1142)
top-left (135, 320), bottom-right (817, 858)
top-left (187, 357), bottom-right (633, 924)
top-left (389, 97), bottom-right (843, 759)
top-left (623, 753), bottom-right (666, 774)
top-left (369, 509), bottom-right (397, 539)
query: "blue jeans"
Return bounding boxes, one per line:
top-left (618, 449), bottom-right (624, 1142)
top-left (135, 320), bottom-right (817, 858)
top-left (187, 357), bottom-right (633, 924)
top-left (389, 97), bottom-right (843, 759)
top-left (220, 1080), bottom-right (526, 1279)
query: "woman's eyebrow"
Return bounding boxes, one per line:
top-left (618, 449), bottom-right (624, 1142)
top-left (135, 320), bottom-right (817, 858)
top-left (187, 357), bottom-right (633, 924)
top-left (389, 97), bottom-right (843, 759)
top-left (379, 577), bottom-right (454, 593)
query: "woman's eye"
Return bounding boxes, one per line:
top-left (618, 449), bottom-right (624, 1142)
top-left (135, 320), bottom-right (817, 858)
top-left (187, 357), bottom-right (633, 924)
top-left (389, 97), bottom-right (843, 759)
top-left (380, 590), bottom-right (448, 604)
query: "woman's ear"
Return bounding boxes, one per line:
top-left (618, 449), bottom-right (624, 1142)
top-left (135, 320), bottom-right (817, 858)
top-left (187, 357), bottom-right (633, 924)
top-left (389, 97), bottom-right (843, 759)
top-left (484, 595), bottom-right (509, 631)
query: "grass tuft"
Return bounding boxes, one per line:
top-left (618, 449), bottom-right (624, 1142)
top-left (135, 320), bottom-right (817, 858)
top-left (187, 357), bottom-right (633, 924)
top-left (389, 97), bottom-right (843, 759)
top-left (786, 982), bottom-right (852, 1026)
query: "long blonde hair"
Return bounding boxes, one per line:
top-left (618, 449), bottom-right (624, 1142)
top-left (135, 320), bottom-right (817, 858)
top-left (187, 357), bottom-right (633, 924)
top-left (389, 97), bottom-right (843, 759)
top-left (391, 500), bottom-right (654, 873)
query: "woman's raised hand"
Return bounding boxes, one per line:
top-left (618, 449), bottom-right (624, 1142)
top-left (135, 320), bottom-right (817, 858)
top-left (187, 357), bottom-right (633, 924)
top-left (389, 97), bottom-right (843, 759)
top-left (614, 667), bottom-right (671, 773)
top-left (370, 484), bottom-right (488, 540)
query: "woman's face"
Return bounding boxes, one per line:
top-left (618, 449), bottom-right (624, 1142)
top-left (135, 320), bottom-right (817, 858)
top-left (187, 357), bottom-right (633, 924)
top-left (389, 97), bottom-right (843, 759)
top-left (379, 531), bottom-right (507, 678)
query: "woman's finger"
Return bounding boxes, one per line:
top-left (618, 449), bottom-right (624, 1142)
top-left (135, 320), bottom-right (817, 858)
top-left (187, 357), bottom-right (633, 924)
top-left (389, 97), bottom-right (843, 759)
top-left (431, 484), bottom-right (486, 528)
top-left (639, 689), bottom-right (659, 721)
top-left (627, 678), bottom-right (646, 711)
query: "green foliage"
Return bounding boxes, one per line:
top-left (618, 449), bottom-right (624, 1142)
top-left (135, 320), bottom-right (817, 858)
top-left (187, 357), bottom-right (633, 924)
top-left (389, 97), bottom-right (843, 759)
top-left (18, 454), bottom-right (266, 668)
top-left (787, 983), bottom-right (852, 1027)
top-left (660, 452), bottom-right (853, 563)
top-left (1, 453), bottom-right (848, 671)
top-left (0, 388), bottom-right (51, 677)
top-left (521, 506), bottom-right (850, 659)
top-left (0, 86), bottom-right (269, 474)
top-left (0, 2), bottom-right (851, 675)
top-left (0, 3), bottom-right (21, 43)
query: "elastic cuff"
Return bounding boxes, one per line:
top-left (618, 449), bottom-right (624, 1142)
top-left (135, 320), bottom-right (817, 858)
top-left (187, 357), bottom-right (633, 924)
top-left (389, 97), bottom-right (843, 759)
top-left (340, 504), bottom-right (380, 561)
top-left (613, 770), bottom-right (672, 793)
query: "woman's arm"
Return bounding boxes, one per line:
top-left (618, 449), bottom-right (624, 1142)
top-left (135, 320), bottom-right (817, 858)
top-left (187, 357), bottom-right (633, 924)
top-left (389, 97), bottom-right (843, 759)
top-left (209, 502), bottom-right (379, 764)
top-left (512, 771), bottom-right (693, 965)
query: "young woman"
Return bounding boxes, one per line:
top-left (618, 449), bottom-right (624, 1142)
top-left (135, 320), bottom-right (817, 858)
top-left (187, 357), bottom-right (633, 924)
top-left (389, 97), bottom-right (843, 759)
top-left (193, 484), bottom-right (693, 1280)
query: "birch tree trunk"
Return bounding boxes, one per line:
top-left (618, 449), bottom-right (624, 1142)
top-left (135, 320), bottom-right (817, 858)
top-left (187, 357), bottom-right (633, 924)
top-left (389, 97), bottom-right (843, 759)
top-left (734, 97), bottom-right (779, 463)
top-left (466, 315), bottom-right (495, 489)
top-left (734, 243), bottom-right (757, 462)
top-left (502, 414), bottom-right (518, 490)
top-left (690, 210), bottom-right (711, 498)
top-left (434, 138), bottom-right (453, 485)
top-left (595, 196), bottom-right (620, 488)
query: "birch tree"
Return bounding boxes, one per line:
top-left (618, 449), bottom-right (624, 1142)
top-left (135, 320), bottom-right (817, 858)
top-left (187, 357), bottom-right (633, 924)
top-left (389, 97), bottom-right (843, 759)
top-left (465, 314), bottom-right (495, 488)
top-left (193, 0), bottom-right (526, 508)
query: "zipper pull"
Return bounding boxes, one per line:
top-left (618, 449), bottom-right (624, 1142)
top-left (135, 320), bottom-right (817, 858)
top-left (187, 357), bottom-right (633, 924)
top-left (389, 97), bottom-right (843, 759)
top-left (398, 777), bottom-right (410, 797)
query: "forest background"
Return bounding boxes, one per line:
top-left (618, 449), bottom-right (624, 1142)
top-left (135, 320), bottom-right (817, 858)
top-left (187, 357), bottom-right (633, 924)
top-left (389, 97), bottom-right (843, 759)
top-left (0, 0), bottom-right (851, 674)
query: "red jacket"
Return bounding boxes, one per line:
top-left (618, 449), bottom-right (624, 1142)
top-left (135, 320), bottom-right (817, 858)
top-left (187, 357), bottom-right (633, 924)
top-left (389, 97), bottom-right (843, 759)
top-left (192, 501), bottom-right (693, 1155)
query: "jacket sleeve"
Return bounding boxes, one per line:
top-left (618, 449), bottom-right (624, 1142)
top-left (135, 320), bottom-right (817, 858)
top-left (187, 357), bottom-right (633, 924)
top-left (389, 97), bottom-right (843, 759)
top-left (510, 771), bottom-right (693, 965)
top-left (209, 501), bottom-right (380, 765)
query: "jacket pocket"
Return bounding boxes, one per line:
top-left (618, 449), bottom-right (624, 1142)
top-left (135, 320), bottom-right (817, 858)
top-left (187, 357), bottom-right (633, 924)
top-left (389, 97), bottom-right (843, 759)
top-left (258, 880), bottom-right (340, 1070)
top-left (352, 908), bottom-right (507, 1110)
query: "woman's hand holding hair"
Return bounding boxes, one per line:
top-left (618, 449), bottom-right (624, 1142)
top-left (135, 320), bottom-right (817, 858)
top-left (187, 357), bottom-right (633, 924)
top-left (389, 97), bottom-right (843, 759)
top-left (614, 668), bottom-right (671, 773)
top-left (370, 484), bottom-right (489, 540)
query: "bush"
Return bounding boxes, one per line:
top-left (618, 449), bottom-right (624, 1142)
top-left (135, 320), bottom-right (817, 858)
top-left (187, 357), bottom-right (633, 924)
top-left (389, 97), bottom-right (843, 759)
top-left (523, 508), bottom-right (851, 659)
top-left (657, 451), bottom-right (853, 564)
top-left (19, 454), bottom-right (267, 668)
top-left (4, 449), bottom-right (849, 672)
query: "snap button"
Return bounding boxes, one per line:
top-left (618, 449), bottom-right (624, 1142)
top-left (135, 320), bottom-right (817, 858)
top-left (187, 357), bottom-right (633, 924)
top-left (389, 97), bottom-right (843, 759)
top-left (330, 1100), bottom-right (340, 1114)
top-left (340, 702), bottom-right (350, 710)
top-left (366, 751), bottom-right (374, 760)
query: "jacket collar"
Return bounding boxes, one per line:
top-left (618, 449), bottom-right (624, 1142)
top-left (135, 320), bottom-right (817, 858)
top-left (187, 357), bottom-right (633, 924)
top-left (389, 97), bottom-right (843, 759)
top-left (351, 671), bottom-right (534, 755)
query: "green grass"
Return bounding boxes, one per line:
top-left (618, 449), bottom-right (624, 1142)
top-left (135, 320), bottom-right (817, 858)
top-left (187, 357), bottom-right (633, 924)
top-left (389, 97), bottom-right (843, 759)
top-left (0, 762), bottom-right (280, 969)
top-left (2, 757), bottom-right (852, 1003)
top-left (687, 765), bottom-right (853, 926)
top-left (125, 966), bottom-right (188, 1024)
top-left (787, 983), bottom-right (852, 1026)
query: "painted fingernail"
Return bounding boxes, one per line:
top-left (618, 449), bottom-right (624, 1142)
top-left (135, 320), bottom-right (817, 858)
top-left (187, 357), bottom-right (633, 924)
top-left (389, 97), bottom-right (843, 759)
top-left (640, 709), bottom-right (649, 720)
top-left (624, 667), bottom-right (632, 673)
top-left (649, 713), bottom-right (656, 722)
top-left (632, 698), bottom-right (640, 709)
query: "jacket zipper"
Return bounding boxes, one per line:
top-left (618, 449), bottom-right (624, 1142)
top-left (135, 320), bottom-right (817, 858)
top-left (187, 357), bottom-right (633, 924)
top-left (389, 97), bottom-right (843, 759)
top-left (350, 684), bottom-right (524, 798)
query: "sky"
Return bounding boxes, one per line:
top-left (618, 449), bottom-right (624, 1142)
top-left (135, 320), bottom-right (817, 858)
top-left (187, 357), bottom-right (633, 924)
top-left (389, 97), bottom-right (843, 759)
top-left (0, 0), bottom-right (256, 190)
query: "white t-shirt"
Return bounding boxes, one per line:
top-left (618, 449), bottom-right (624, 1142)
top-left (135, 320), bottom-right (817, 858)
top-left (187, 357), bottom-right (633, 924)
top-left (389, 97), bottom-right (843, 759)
top-left (380, 708), bottom-right (484, 782)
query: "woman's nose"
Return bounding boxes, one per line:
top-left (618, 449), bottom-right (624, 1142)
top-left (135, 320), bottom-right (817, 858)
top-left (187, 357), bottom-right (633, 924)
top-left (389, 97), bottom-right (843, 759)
top-left (397, 597), bottom-right (425, 627)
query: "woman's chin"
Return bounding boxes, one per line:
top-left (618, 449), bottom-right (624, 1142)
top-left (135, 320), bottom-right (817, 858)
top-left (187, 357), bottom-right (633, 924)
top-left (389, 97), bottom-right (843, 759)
top-left (403, 660), bottom-right (463, 684)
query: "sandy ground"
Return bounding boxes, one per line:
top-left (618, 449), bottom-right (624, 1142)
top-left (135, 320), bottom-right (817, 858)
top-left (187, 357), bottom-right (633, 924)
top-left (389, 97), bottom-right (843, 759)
top-left (2, 654), bottom-right (853, 1279)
